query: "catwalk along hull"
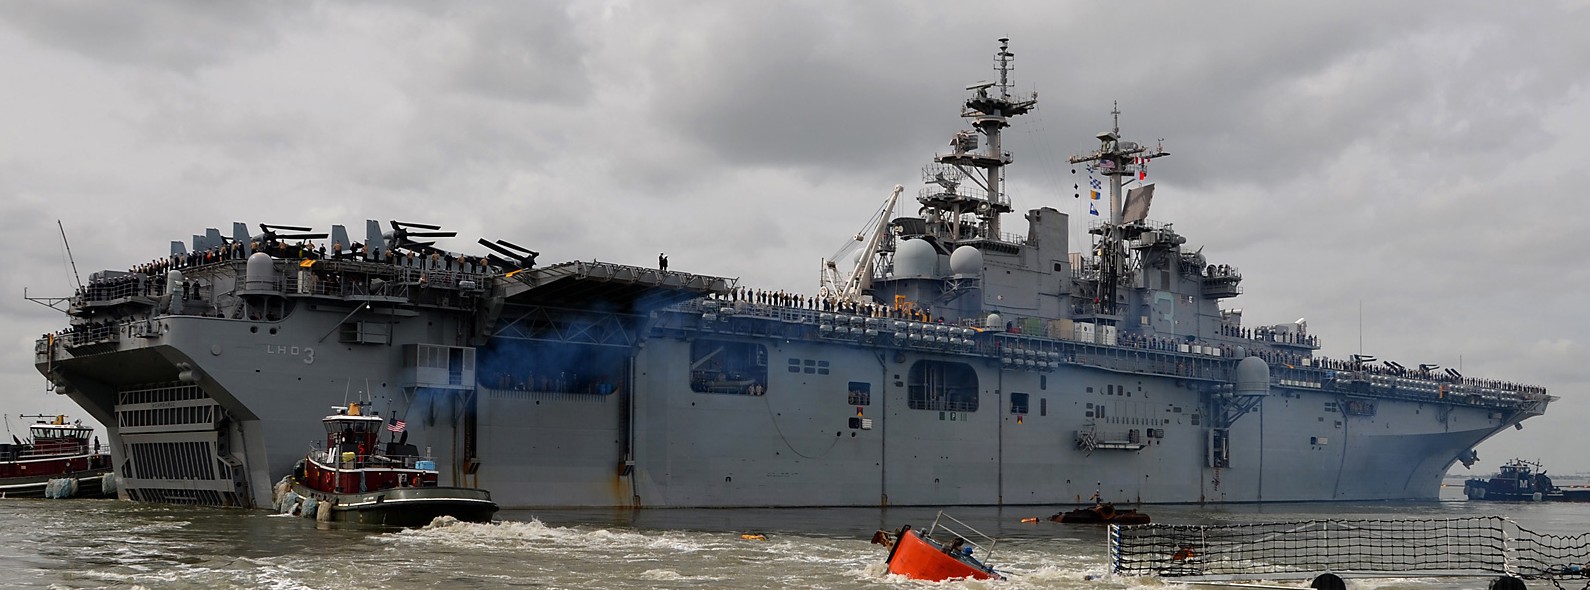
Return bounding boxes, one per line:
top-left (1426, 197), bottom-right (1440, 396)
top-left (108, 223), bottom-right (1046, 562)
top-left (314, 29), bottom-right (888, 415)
top-left (34, 39), bottom-right (1550, 509)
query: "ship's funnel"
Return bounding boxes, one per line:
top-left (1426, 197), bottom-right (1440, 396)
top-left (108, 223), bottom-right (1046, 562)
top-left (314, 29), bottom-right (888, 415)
top-left (1235, 356), bottom-right (1270, 396)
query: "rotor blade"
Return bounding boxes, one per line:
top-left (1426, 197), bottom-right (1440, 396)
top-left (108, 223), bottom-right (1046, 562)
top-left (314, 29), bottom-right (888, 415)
top-left (395, 240), bottom-right (435, 250)
top-left (494, 239), bottom-right (538, 256)
top-left (261, 224), bottom-right (315, 232)
top-left (404, 231), bottom-right (457, 238)
top-left (477, 238), bottom-right (517, 257)
top-left (276, 232), bottom-right (329, 240)
top-left (392, 221), bottom-right (443, 231)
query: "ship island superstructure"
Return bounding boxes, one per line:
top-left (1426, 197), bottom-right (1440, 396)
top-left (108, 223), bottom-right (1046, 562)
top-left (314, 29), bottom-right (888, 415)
top-left (33, 39), bottom-right (1550, 508)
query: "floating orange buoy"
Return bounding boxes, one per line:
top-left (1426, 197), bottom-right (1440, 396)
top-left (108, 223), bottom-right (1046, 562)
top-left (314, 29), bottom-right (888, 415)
top-left (740, 533), bottom-right (768, 541)
top-left (1020, 517), bottom-right (1039, 523)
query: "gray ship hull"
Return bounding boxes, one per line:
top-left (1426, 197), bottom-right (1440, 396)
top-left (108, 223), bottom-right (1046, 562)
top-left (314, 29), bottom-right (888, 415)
top-left (38, 302), bottom-right (1533, 509)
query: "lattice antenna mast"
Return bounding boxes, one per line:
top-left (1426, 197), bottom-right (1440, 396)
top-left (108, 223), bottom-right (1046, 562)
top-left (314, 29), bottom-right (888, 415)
top-left (1067, 105), bottom-right (1169, 314)
top-left (923, 38), bottom-right (1036, 241)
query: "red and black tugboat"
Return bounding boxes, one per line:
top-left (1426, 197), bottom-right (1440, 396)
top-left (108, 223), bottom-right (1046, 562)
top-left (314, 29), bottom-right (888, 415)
top-left (282, 403), bottom-right (497, 526)
top-left (1050, 491), bottom-right (1152, 524)
top-left (0, 415), bottom-right (113, 498)
top-left (872, 511), bottom-right (1003, 582)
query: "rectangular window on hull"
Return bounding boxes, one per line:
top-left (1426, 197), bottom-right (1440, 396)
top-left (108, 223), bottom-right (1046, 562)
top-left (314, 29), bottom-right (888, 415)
top-left (690, 340), bottom-right (768, 395)
top-left (907, 360), bottom-right (979, 412)
top-left (1010, 392), bottom-right (1029, 415)
top-left (848, 382), bottom-right (871, 406)
top-left (790, 358), bottom-right (833, 375)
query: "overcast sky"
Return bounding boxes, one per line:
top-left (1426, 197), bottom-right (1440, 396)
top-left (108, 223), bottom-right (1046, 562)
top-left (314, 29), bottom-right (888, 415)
top-left (2, 1), bottom-right (1586, 475)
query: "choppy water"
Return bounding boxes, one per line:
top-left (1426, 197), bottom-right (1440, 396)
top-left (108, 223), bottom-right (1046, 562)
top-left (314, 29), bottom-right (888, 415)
top-left (4, 486), bottom-right (1589, 590)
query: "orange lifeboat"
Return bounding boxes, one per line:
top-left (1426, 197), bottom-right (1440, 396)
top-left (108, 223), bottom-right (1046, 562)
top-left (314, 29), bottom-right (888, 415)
top-left (874, 512), bottom-right (1003, 581)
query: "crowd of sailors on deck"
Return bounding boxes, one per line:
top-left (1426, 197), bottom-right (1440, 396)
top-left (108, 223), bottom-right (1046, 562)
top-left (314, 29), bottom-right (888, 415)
top-left (74, 236), bottom-right (512, 313)
top-left (1306, 356), bottom-right (1547, 397)
top-left (1204, 264), bottom-right (1240, 279)
top-left (77, 272), bottom-right (159, 301)
top-left (52, 319), bottom-right (121, 345)
top-left (706, 288), bottom-right (941, 323)
top-left (115, 239), bottom-right (503, 280)
top-left (1218, 324), bottom-right (1319, 348)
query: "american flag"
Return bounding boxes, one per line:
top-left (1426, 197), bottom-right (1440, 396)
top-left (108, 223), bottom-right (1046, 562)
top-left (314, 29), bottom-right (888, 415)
top-left (386, 418), bottom-right (406, 433)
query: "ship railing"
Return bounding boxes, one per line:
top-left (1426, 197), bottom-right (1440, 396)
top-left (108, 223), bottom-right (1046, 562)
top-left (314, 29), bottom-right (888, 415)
top-left (2, 444), bottom-right (92, 461)
top-left (1298, 367), bottom-right (1548, 409)
top-left (678, 299), bottom-right (983, 345)
top-left (1080, 426), bottom-right (1150, 447)
top-left (973, 231), bottom-right (1029, 246)
top-left (719, 301), bottom-right (824, 324)
top-left (309, 441), bottom-right (432, 471)
top-left (56, 321), bottom-right (124, 347)
top-left (284, 260), bottom-right (489, 291)
top-left (681, 299), bottom-right (825, 325)
top-left (75, 274), bottom-right (159, 304)
top-left (916, 184), bottom-right (1012, 209)
top-left (1247, 330), bottom-right (1319, 349)
top-left (155, 256), bottom-right (493, 301)
top-left (926, 511), bottom-right (999, 563)
top-left (915, 398), bottom-right (980, 413)
top-left (1070, 263), bottom-right (1104, 281)
top-left (279, 260), bottom-right (491, 311)
top-left (982, 324), bottom-right (1235, 381)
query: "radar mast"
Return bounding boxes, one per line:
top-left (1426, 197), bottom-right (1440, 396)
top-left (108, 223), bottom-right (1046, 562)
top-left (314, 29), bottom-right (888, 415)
top-left (919, 38), bottom-right (1036, 243)
top-left (1067, 105), bottom-right (1168, 315)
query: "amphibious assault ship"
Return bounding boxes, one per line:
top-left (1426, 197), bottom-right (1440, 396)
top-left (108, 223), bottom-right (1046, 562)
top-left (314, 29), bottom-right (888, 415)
top-left (32, 40), bottom-right (1550, 508)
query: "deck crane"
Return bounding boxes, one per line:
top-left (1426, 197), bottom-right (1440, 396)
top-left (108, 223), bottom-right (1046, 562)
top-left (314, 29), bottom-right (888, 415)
top-left (820, 185), bottom-right (903, 304)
